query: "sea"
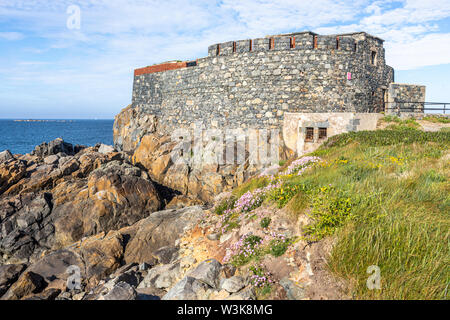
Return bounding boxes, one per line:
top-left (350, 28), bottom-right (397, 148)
top-left (0, 119), bottom-right (114, 155)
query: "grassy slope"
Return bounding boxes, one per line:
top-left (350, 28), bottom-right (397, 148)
top-left (232, 126), bottom-right (449, 299)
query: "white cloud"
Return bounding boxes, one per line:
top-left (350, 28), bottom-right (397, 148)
top-left (0, 31), bottom-right (24, 40)
top-left (387, 33), bottom-right (450, 69)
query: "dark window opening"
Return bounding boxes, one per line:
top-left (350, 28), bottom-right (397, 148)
top-left (269, 38), bottom-right (274, 50)
top-left (249, 40), bottom-right (253, 52)
top-left (216, 44), bottom-right (220, 56)
top-left (305, 127), bottom-right (314, 142)
top-left (354, 43), bottom-right (357, 52)
top-left (233, 42), bottom-right (236, 53)
top-left (313, 36), bottom-right (318, 49)
top-left (336, 37), bottom-right (340, 49)
top-left (371, 51), bottom-right (377, 65)
top-left (290, 37), bottom-right (295, 48)
top-left (318, 128), bottom-right (327, 140)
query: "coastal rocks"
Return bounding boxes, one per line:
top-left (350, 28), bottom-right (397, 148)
top-left (0, 192), bottom-right (55, 264)
top-left (161, 276), bottom-right (208, 300)
top-left (113, 105), bottom-right (158, 152)
top-left (279, 278), bottom-right (306, 300)
top-left (1, 271), bottom-right (47, 300)
top-left (0, 264), bottom-right (26, 297)
top-left (187, 259), bottom-right (222, 289)
top-left (138, 262), bottom-right (182, 290)
top-left (0, 150), bottom-right (14, 163)
top-left (97, 281), bottom-right (137, 300)
top-left (31, 138), bottom-right (84, 158)
top-left (0, 159), bottom-right (27, 194)
top-left (0, 140), bottom-right (163, 264)
top-left (114, 105), bottom-right (287, 203)
top-left (52, 160), bottom-right (162, 247)
top-left (220, 276), bottom-right (246, 293)
top-left (123, 206), bottom-right (204, 264)
top-left (98, 144), bottom-right (115, 155)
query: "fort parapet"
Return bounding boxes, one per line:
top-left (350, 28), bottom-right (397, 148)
top-left (131, 31), bottom-right (421, 132)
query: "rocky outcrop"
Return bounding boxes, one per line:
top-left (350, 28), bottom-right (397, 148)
top-left (0, 150), bottom-right (14, 163)
top-left (0, 139), bottom-right (162, 265)
top-left (113, 105), bottom-right (293, 203)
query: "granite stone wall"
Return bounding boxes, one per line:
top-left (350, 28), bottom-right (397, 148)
top-left (386, 83), bottom-right (426, 114)
top-left (132, 32), bottom-right (394, 132)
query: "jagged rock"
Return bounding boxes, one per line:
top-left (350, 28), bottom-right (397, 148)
top-left (187, 259), bottom-right (222, 289)
top-left (153, 246), bottom-right (179, 264)
top-left (165, 195), bottom-right (204, 210)
top-left (226, 286), bottom-right (256, 300)
top-left (279, 277), bottom-right (306, 300)
top-left (31, 138), bottom-right (83, 158)
top-left (0, 193), bottom-right (54, 263)
top-left (161, 276), bottom-right (208, 300)
top-left (0, 159), bottom-right (27, 194)
top-left (220, 276), bottom-right (246, 293)
top-left (220, 264), bottom-right (236, 279)
top-left (98, 282), bottom-right (137, 300)
top-left (52, 160), bottom-right (161, 248)
top-left (43, 155), bottom-right (59, 165)
top-left (0, 264), bottom-right (27, 297)
top-left (113, 105), bottom-right (158, 152)
top-left (24, 249), bottom-right (84, 287)
top-left (23, 288), bottom-right (61, 300)
top-left (0, 150), bottom-right (14, 163)
top-left (1, 271), bottom-right (47, 300)
top-left (123, 206), bottom-right (204, 264)
top-left (138, 262), bottom-right (181, 290)
top-left (209, 289), bottom-right (231, 300)
top-left (98, 144), bottom-right (115, 155)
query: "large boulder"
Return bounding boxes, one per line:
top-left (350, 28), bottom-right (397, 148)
top-left (52, 160), bottom-right (162, 247)
top-left (0, 159), bottom-right (27, 194)
top-left (161, 276), bottom-right (208, 300)
top-left (187, 259), bottom-right (222, 289)
top-left (0, 150), bottom-right (14, 163)
top-left (1, 271), bottom-right (47, 300)
top-left (98, 282), bottom-right (137, 300)
top-left (0, 264), bottom-right (27, 297)
top-left (123, 206), bottom-right (204, 264)
top-left (31, 138), bottom-right (84, 158)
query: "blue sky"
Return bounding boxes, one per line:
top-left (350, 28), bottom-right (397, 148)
top-left (1, 0), bottom-right (450, 119)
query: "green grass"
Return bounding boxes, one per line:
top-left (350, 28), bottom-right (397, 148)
top-left (234, 126), bottom-right (450, 299)
top-left (380, 116), bottom-right (420, 128)
top-left (422, 115), bottom-right (450, 124)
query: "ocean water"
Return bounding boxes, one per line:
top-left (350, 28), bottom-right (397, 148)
top-left (0, 119), bottom-right (114, 155)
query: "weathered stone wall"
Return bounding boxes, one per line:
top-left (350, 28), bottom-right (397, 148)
top-left (132, 32), bottom-right (394, 133)
top-left (283, 112), bottom-right (382, 156)
top-left (386, 83), bottom-right (426, 114)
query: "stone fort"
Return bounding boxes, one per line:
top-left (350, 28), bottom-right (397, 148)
top-left (131, 31), bottom-right (425, 154)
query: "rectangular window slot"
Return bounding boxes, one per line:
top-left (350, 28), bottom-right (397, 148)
top-left (233, 42), bottom-right (236, 53)
top-left (216, 44), bottom-right (220, 56)
top-left (249, 40), bottom-right (252, 52)
top-left (371, 51), bottom-right (377, 65)
top-left (318, 128), bottom-right (327, 140)
top-left (269, 38), bottom-right (274, 50)
top-left (305, 127), bottom-right (314, 142)
top-left (290, 37), bottom-right (295, 49)
top-left (313, 36), bottom-right (318, 49)
top-left (336, 37), bottom-right (340, 49)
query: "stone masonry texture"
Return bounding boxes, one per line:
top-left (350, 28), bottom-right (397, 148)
top-left (131, 31), bottom-right (398, 132)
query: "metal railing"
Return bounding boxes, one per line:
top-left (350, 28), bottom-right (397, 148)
top-left (385, 102), bottom-right (449, 114)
